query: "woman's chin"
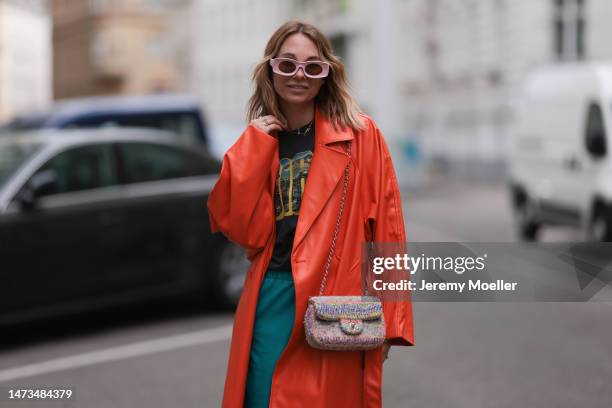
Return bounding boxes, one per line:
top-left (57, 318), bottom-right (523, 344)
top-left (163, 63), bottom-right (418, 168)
top-left (279, 94), bottom-right (314, 106)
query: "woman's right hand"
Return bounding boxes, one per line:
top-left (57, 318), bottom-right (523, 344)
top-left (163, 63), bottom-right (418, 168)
top-left (251, 115), bottom-right (285, 136)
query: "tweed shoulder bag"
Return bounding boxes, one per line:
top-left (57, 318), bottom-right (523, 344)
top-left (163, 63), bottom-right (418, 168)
top-left (303, 142), bottom-right (386, 351)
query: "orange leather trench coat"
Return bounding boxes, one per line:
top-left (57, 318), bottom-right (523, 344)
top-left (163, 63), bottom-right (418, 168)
top-left (207, 107), bottom-right (414, 408)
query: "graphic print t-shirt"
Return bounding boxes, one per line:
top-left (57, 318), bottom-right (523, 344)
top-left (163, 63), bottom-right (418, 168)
top-left (267, 122), bottom-right (315, 272)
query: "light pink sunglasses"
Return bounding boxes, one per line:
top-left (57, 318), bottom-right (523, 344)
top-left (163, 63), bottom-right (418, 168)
top-left (269, 58), bottom-right (330, 79)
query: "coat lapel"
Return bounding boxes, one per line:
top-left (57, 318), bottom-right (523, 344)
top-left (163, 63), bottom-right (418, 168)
top-left (292, 107), bottom-right (354, 253)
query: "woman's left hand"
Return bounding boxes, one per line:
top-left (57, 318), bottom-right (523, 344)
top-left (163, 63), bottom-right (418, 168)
top-left (382, 341), bottom-right (391, 363)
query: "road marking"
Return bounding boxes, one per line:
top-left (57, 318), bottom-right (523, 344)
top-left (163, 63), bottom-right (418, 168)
top-left (0, 324), bottom-right (233, 382)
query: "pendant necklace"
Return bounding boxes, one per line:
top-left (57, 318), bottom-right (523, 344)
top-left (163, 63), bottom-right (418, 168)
top-left (288, 119), bottom-right (313, 136)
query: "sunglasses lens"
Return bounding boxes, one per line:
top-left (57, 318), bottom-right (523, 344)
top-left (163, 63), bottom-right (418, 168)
top-left (278, 60), bottom-right (297, 74)
top-left (305, 63), bottom-right (323, 76)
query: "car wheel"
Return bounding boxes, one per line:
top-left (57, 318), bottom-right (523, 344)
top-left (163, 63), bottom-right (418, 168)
top-left (514, 197), bottom-right (540, 241)
top-left (212, 240), bottom-right (249, 309)
top-left (589, 205), bottom-right (612, 242)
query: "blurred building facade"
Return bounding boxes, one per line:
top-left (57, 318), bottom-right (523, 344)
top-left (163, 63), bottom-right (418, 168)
top-left (190, 0), bottom-right (294, 158)
top-left (0, 0), bottom-right (51, 122)
top-left (396, 0), bottom-right (612, 180)
top-left (51, 0), bottom-right (192, 100)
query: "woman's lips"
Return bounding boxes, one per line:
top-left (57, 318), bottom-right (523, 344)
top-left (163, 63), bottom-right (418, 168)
top-left (287, 84), bottom-right (308, 90)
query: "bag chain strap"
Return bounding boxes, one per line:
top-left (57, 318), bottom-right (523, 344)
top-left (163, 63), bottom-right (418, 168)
top-left (318, 142), bottom-right (353, 296)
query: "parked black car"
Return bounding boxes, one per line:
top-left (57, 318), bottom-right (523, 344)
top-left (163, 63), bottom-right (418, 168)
top-left (0, 93), bottom-right (209, 147)
top-left (0, 128), bottom-right (247, 326)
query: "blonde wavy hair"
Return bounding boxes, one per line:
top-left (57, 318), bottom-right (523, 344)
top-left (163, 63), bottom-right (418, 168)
top-left (247, 20), bottom-right (365, 132)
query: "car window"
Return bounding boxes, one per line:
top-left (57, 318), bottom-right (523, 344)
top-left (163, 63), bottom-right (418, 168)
top-left (33, 144), bottom-right (117, 196)
top-left (66, 112), bottom-right (201, 144)
top-left (585, 103), bottom-right (607, 157)
top-left (0, 139), bottom-right (44, 190)
top-left (118, 142), bottom-right (215, 183)
top-left (586, 103), bottom-right (604, 134)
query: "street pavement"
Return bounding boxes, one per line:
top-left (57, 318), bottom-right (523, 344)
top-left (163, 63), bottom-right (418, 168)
top-left (0, 179), bottom-right (610, 407)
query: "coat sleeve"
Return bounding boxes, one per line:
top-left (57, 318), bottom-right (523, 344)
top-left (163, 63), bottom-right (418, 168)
top-left (365, 120), bottom-right (415, 347)
top-left (207, 124), bottom-right (277, 252)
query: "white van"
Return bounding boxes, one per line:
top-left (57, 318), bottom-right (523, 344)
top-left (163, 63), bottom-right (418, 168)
top-left (509, 62), bottom-right (612, 241)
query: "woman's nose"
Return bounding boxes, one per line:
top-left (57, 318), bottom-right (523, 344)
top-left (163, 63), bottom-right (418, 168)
top-left (293, 66), bottom-right (306, 79)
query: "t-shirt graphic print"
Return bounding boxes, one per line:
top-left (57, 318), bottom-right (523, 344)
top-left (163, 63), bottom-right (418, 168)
top-left (267, 120), bottom-right (315, 272)
top-left (275, 150), bottom-right (313, 220)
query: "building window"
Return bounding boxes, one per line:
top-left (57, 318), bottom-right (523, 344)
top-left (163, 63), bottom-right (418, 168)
top-left (92, 34), bottom-right (115, 64)
top-left (554, 0), bottom-right (586, 60)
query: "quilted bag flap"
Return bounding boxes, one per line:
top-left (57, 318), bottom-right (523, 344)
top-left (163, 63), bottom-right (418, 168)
top-left (310, 296), bottom-right (382, 321)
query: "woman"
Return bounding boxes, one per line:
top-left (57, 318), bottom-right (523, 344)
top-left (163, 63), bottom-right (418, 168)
top-left (207, 20), bottom-right (414, 408)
